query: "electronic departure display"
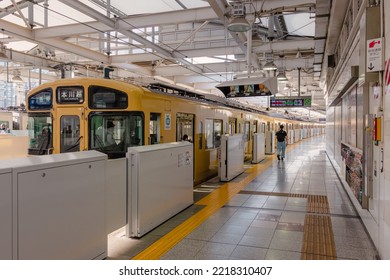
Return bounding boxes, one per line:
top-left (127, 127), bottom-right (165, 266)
top-left (218, 83), bottom-right (273, 97)
top-left (270, 97), bottom-right (312, 108)
top-left (28, 89), bottom-right (52, 110)
top-left (57, 86), bottom-right (84, 104)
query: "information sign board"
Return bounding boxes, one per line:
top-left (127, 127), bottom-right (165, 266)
top-left (57, 87), bottom-right (84, 104)
top-left (270, 97), bottom-right (312, 108)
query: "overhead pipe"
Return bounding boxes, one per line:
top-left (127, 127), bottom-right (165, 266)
top-left (297, 67), bottom-right (301, 96)
top-left (247, 27), bottom-right (252, 77)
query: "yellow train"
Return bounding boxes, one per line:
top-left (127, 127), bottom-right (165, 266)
top-left (26, 77), bottom-right (320, 185)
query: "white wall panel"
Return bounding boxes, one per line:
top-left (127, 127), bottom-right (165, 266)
top-left (380, 0), bottom-right (390, 259)
top-left (13, 151), bottom-right (107, 260)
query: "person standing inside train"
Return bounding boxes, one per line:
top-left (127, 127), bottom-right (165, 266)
top-left (106, 121), bottom-right (116, 145)
top-left (276, 125), bottom-right (288, 160)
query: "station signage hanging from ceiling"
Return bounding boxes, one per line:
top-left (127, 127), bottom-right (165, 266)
top-left (270, 96), bottom-right (312, 108)
top-left (216, 77), bottom-right (277, 98)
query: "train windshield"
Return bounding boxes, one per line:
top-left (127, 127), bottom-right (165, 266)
top-left (89, 112), bottom-right (144, 159)
top-left (27, 113), bottom-right (53, 155)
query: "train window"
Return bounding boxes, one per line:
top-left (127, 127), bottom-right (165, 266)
top-left (149, 113), bottom-right (160, 144)
top-left (253, 120), bottom-right (258, 134)
top-left (27, 113), bottom-right (53, 155)
top-left (206, 119), bottom-right (223, 149)
top-left (228, 118), bottom-right (237, 135)
top-left (244, 121), bottom-right (250, 141)
top-left (198, 121), bottom-right (203, 149)
top-left (176, 113), bottom-right (194, 142)
top-left (89, 112), bottom-right (144, 159)
top-left (60, 116), bottom-right (80, 153)
top-left (28, 88), bottom-right (52, 110)
top-left (88, 86), bottom-right (128, 109)
top-left (0, 121), bottom-right (9, 132)
top-left (214, 120), bottom-right (222, 147)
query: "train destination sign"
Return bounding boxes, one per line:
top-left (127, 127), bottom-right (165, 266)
top-left (270, 97), bottom-right (312, 108)
top-left (57, 87), bottom-right (84, 104)
top-left (216, 77), bottom-right (278, 98)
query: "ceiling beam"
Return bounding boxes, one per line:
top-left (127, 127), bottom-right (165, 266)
top-left (55, 0), bottom-right (170, 58)
top-left (0, 18), bottom-right (109, 63)
top-left (31, 1), bottom-right (318, 40)
top-left (0, 0), bottom-right (44, 18)
top-left (110, 39), bottom-right (315, 63)
top-left (254, 0), bottom-right (316, 12)
top-left (34, 7), bottom-right (217, 39)
top-left (0, 48), bottom-right (53, 68)
top-left (154, 57), bottom-right (314, 76)
top-left (58, 0), bottom-right (204, 73)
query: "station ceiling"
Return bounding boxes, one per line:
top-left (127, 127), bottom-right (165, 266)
top-left (0, 0), bottom-right (348, 121)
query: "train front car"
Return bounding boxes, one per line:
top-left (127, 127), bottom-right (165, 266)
top-left (26, 78), bottom-right (145, 158)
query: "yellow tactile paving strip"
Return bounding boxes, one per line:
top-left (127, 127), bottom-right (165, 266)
top-left (132, 158), bottom-right (275, 260)
top-left (301, 214), bottom-right (337, 260)
top-left (307, 195), bottom-right (329, 214)
top-left (301, 194), bottom-right (336, 259)
top-left (239, 190), bottom-right (308, 198)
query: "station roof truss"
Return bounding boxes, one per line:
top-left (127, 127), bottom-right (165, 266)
top-left (0, 0), bottom-right (340, 121)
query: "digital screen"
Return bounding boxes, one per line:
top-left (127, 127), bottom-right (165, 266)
top-left (218, 83), bottom-right (272, 98)
top-left (28, 89), bottom-right (52, 110)
top-left (57, 87), bottom-right (84, 104)
top-left (270, 97), bottom-right (312, 108)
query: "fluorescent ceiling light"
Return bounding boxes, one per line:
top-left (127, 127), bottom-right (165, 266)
top-left (227, 17), bottom-right (251, 32)
top-left (0, 52), bottom-right (8, 61)
top-left (12, 75), bottom-right (23, 82)
top-left (263, 61), bottom-right (277, 71)
top-left (277, 72), bottom-right (288, 81)
top-left (244, 31), bottom-right (263, 47)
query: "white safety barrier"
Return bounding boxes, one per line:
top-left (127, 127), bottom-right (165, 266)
top-left (0, 151), bottom-right (107, 260)
top-left (0, 165), bottom-right (12, 260)
top-left (219, 134), bottom-right (245, 181)
top-left (126, 142), bottom-right (193, 238)
top-left (252, 133), bottom-right (265, 164)
top-left (265, 131), bottom-right (276, 154)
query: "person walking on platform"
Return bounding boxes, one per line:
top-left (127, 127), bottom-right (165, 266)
top-left (276, 125), bottom-right (288, 160)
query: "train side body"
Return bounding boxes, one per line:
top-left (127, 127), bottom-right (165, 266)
top-left (26, 78), bottom-right (320, 186)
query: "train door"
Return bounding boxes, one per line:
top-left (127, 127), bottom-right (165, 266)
top-left (176, 113), bottom-right (194, 142)
top-left (56, 108), bottom-right (85, 153)
top-left (228, 118), bottom-right (237, 135)
top-left (149, 113), bottom-right (161, 144)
